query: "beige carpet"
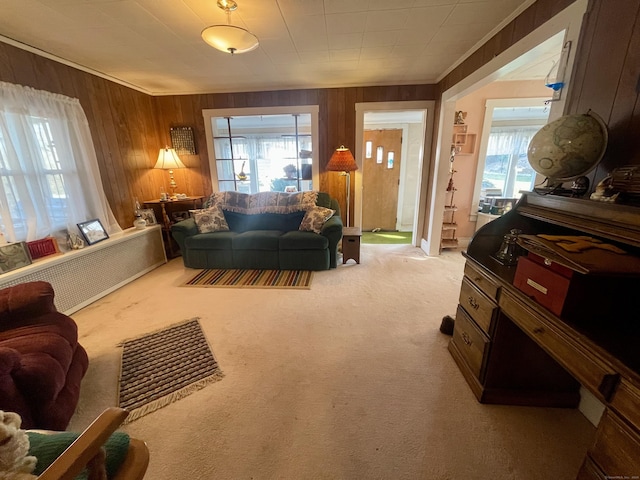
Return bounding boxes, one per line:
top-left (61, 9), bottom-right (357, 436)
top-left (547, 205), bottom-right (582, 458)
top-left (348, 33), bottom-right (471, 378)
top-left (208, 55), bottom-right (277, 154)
top-left (69, 244), bottom-right (595, 480)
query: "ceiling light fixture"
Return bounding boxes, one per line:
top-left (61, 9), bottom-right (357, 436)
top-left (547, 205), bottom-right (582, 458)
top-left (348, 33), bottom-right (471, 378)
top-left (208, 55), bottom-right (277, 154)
top-left (201, 0), bottom-right (259, 55)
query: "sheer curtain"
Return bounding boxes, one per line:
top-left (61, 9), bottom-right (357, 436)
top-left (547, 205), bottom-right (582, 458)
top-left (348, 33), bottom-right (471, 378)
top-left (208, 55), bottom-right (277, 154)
top-left (0, 81), bottom-right (121, 242)
top-left (485, 126), bottom-right (539, 197)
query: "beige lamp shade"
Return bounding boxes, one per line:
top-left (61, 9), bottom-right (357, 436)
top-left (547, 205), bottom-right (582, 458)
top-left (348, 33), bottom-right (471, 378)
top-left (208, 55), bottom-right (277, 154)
top-left (326, 145), bottom-right (358, 172)
top-left (154, 147), bottom-right (186, 170)
top-left (155, 147), bottom-right (186, 194)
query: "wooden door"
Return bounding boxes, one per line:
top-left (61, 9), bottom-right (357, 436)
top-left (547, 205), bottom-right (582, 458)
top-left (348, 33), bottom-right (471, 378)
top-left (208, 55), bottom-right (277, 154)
top-left (362, 129), bottom-right (402, 231)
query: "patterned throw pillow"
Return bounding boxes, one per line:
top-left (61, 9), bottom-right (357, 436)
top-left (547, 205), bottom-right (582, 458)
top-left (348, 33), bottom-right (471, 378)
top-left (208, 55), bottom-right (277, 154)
top-left (193, 204), bottom-right (229, 233)
top-left (299, 206), bottom-right (335, 234)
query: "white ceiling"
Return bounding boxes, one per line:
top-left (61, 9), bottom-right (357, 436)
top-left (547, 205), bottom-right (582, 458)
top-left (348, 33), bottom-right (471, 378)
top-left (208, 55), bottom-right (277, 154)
top-left (0, 0), bottom-right (556, 96)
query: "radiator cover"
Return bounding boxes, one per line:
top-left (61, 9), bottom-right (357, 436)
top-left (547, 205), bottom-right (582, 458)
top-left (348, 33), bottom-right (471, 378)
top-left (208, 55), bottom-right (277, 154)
top-left (0, 226), bottom-right (166, 314)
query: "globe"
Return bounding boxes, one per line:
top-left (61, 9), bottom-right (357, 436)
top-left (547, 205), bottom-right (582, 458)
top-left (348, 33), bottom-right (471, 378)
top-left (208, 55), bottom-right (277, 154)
top-left (527, 112), bottom-right (608, 182)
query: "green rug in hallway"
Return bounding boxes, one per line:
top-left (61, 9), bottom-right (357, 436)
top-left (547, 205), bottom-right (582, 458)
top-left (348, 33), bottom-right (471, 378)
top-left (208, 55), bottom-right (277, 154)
top-left (361, 231), bottom-right (412, 244)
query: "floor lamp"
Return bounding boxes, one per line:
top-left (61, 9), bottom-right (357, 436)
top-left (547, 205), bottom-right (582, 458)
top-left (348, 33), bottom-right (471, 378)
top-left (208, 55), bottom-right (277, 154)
top-left (327, 145), bottom-right (358, 227)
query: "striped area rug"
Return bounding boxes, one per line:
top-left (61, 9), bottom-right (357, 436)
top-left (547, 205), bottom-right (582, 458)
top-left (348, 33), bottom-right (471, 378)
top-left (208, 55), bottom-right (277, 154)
top-left (182, 268), bottom-right (313, 289)
top-left (117, 318), bottom-right (223, 423)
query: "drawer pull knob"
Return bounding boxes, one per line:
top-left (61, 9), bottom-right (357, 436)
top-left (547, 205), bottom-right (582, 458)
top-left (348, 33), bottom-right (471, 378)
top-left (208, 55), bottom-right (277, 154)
top-left (532, 327), bottom-right (544, 334)
top-left (461, 332), bottom-right (472, 346)
top-left (467, 296), bottom-right (479, 310)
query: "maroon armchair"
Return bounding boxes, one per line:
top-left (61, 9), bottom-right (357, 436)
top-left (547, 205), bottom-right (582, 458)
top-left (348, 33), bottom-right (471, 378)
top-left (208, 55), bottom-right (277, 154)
top-left (0, 281), bottom-right (88, 430)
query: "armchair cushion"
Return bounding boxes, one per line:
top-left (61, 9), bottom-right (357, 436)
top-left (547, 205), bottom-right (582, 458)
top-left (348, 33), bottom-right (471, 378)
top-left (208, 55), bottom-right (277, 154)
top-left (0, 281), bottom-right (56, 330)
top-left (28, 431), bottom-right (130, 478)
top-left (0, 282), bottom-right (88, 430)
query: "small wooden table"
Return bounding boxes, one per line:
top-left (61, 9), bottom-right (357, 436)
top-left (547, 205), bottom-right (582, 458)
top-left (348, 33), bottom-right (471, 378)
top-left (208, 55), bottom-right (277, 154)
top-left (342, 227), bottom-right (362, 264)
top-left (143, 196), bottom-right (204, 258)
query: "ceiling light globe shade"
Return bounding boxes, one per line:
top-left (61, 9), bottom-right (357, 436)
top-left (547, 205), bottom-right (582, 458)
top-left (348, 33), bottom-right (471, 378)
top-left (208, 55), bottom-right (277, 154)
top-left (201, 25), bottom-right (259, 54)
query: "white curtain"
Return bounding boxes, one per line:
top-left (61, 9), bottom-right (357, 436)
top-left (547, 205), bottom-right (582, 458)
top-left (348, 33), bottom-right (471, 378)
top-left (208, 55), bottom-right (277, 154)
top-left (0, 81), bottom-right (121, 242)
top-left (487, 126), bottom-right (539, 156)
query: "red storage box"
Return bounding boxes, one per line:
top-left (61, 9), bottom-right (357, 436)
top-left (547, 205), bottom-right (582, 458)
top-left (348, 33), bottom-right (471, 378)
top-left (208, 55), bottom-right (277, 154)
top-left (513, 251), bottom-right (638, 321)
top-left (513, 255), bottom-right (573, 316)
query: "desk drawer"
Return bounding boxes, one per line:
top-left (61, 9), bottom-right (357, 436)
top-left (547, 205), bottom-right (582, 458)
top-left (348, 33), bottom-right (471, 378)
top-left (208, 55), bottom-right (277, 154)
top-left (464, 261), bottom-right (499, 300)
top-left (451, 305), bottom-right (489, 381)
top-left (499, 289), bottom-right (618, 402)
top-left (589, 409), bottom-right (640, 477)
top-left (577, 457), bottom-right (606, 480)
top-left (459, 277), bottom-right (498, 335)
top-left (609, 379), bottom-right (640, 432)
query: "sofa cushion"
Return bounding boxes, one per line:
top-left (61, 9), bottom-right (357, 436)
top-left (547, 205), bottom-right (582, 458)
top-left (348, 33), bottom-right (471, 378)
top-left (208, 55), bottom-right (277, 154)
top-left (279, 231), bottom-right (329, 250)
top-left (300, 206), bottom-right (335, 234)
top-left (224, 211), bottom-right (305, 233)
top-left (185, 231), bottom-right (237, 250)
top-left (233, 231), bottom-right (282, 251)
top-left (192, 204), bottom-right (229, 233)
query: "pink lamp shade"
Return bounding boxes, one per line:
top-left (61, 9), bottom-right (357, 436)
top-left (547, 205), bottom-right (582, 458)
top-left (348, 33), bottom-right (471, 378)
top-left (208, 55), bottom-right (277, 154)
top-left (326, 145), bottom-right (358, 172)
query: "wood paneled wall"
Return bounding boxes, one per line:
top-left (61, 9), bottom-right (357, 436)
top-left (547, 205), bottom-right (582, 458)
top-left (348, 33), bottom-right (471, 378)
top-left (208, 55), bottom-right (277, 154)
top-left (0, 42), bottom-right (163, 228)
top-left (152, 84), bottom-right (437, 227)
top-left (0, 40), bottom-right (436, 228)
top-left (1, 0), bottom-right (639, 232)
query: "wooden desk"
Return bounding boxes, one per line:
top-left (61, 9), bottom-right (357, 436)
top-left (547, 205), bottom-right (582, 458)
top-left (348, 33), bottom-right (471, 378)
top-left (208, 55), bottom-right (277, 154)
top-left (143, 196), bottom-right (204, 258)
top-left (449, 193), bottom-right (640, 479)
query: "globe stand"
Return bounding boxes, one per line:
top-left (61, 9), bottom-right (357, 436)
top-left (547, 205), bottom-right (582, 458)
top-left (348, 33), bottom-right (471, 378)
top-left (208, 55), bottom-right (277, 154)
top-left (534, 176), bottom-right (590, 198)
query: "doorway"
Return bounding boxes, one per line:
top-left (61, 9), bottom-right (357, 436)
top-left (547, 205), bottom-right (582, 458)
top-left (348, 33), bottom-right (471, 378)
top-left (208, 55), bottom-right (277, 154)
top-left (362, 128), bottom-right (403, 231)
top-left (355, 101), bottom-right (436, 247)
top-left (424, 0), bottom-right (588, 256)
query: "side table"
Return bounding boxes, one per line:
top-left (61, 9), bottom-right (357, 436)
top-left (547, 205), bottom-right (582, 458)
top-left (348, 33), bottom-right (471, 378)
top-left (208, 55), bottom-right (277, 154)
top-left (342, 227), bottom-right (362, 264)
top-left (143, 196), bottom-right (204, 259)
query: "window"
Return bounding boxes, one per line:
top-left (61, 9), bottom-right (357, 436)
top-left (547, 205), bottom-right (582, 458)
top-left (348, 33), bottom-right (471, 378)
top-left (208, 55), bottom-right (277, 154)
top-left (0, 82), bottom-right (120, 242)
top-left (203, 106), bottom-right (319, 194)
top-left (482, 125), bottom-right (540, 198)
top-left (472, 100), bottom-right (550, 211)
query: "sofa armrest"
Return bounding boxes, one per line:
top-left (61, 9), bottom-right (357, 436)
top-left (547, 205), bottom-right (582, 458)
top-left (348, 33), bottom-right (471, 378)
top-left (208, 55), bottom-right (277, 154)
top-left (321, 213), bottom-right (343, 269)
top-left (0, 282), bottom-right (57, 330)
top-left (321, 214), bottom-right (343, 236)
top-left (171, 218), bottom-right (199, 252)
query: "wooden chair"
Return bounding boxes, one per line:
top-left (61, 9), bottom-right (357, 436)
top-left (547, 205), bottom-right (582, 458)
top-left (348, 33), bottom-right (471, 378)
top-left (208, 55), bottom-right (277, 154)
top-left (30, 407), bottom-right (149, 480)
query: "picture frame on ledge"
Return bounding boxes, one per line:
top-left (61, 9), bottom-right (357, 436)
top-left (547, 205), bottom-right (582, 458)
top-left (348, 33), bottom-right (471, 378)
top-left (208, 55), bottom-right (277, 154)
top-left (77, 219), bottom-right (109, 245)
top-left (0, 242), bottom-right (33, 274)
top-left (139, 208), bottom-right (157, 226)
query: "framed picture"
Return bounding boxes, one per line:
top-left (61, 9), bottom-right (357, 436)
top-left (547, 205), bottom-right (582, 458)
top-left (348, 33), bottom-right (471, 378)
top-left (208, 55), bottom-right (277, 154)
top-left (77, 219), bottom-right (109, 245)
top-left (0, 242), bottom-right (33, 274)
top-left (27, 237), bottom-right (61, 260)
top-left (139, 208), bottom-right (157, 226)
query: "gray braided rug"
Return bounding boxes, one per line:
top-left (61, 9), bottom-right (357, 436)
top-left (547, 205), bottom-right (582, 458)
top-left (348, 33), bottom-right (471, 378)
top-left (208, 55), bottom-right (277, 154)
top-left (117, 318), bottom-right (223, 423)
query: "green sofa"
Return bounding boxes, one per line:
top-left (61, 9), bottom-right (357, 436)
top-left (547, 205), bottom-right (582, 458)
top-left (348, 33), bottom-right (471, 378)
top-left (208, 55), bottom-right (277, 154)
top-left (171, 191), bottom-right (343, 271)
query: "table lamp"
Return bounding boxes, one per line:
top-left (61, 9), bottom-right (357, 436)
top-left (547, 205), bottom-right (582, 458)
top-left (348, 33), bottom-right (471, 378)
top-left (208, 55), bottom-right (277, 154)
top-left (154, 147), bottom-right (186, 196)
top-left (327, 145), bottom-right (358, 227)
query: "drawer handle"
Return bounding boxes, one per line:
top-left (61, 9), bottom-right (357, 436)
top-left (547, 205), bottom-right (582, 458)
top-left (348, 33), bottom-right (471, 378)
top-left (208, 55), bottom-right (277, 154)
top-left (461, 332), bottom-right (472, 346)
top-left (598, 373), bottom-right (620, 402)
top-left (467, 296), bottom-right (479, 310)
top-left (532, 327), bottom-right (544, 335)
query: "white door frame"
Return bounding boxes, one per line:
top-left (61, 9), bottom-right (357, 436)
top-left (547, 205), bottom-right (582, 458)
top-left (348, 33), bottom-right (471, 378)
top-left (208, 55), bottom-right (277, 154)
top-left (423, 0), bottom-right (588, 256)
top-left (355, 101), bottom-right (435, 247)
